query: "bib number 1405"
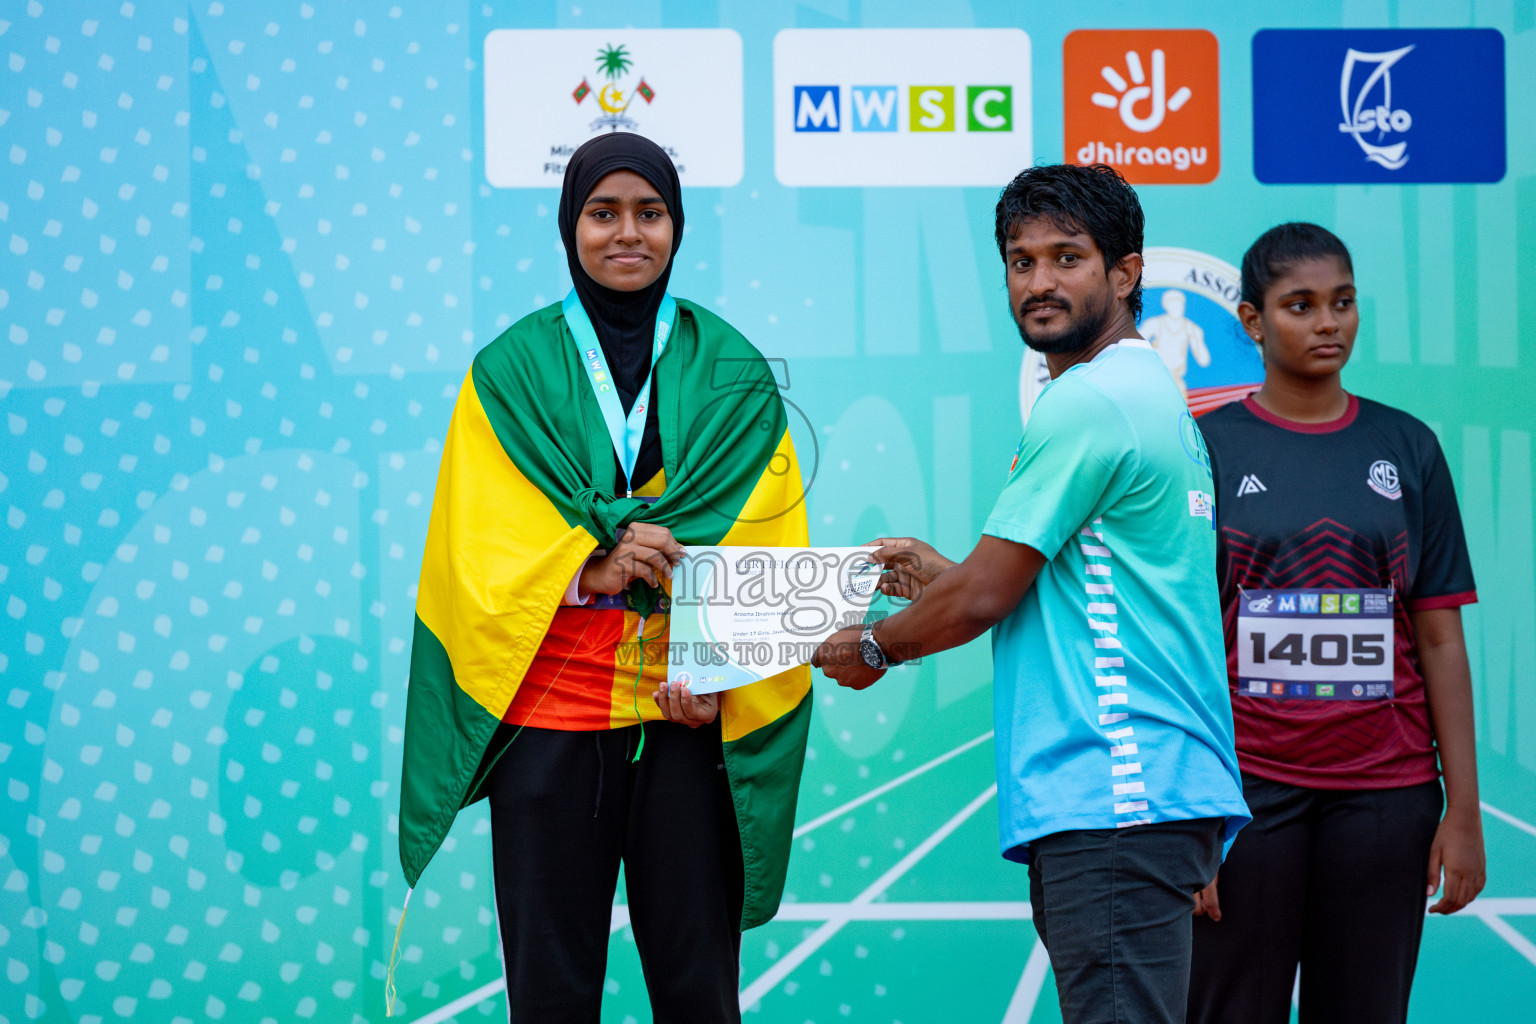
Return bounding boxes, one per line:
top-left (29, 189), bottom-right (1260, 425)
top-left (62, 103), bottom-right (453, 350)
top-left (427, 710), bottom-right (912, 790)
top-left (1248, 631), bottom-right (1385, 668)
top-left (1236, 588), bottom-right (1394, 700)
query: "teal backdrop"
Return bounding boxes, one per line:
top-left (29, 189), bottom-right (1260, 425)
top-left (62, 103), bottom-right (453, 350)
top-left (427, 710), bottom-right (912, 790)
top-left (2, 2), bottom-right (1534, 1023)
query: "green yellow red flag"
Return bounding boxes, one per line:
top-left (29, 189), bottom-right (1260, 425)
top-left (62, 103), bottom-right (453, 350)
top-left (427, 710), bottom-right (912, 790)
top-left (399, 299), bottom-right (811, 930)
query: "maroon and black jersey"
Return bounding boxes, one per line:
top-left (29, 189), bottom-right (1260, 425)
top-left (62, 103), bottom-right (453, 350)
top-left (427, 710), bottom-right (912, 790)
top-left (1198, 395), bottom-right (1476, 789)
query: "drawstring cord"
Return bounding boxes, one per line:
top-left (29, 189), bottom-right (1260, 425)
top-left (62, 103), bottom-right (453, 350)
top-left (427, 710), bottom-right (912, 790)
top-left (631, 615), bottom-right (648, 762)
top-left (593, 732), bottom-right (605, 818)
top-left (384, 886), bottom-right (413, 1016)
top-left (629, 612), bottom-right (669, 763)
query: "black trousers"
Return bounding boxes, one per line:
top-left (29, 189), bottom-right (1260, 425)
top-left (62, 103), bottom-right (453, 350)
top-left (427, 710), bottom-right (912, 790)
top-left (486, 720), bottom-right (745, 1024)
top-left (1188, 775), bottom-right (1443, 1024)
top-left (1029, 817), bottom-right (1226, 1024)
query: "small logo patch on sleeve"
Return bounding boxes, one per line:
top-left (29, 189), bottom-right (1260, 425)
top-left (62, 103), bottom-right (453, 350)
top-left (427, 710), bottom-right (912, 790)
top-left (1188, 490), bottom-right (1214, 526)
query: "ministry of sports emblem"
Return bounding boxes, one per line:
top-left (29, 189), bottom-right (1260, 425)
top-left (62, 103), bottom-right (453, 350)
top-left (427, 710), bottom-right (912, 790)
top-left (572, 43), bottom-right (657, 134)
top-left (484, 29), bottom-right (744, 187)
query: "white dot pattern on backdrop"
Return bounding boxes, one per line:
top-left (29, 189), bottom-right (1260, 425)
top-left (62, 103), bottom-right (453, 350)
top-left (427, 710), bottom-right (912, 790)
top-left (1, 1), bottom-right (193, 389)
top-left (0, 3), bottom-right (496, 1022)
top-left (2, 1), bottom-right (850, 1022)
top-left (190, 1), bottom-right (473, 377)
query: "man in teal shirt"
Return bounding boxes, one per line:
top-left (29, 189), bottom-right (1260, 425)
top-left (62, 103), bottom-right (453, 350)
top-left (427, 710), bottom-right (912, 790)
top-left (815, 164), bottom-right (1248, 1024)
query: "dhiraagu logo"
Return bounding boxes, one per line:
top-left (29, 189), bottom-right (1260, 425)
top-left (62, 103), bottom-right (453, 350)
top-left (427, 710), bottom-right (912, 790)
top-left (776, 29), bottom-right (1031, 185)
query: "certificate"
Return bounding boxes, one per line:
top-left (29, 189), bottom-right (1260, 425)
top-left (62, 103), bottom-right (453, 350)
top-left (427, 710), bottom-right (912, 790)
top-left (664, 546), bottom-right (883, 695)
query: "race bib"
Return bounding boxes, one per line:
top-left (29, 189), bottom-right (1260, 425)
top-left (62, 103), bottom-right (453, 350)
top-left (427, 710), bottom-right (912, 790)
top-left (1237, 588), bottom-right (1394, 701)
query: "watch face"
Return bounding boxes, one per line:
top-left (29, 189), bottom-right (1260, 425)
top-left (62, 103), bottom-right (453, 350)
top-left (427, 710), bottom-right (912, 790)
top-left (859, 637), bottom-right (883, 669)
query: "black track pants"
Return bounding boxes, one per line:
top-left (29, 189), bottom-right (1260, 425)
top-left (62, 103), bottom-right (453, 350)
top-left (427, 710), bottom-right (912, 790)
top-left (1188, 774), bottom-right (1442, 1024)
top-left (486, 720), bottom-right (745, 1024)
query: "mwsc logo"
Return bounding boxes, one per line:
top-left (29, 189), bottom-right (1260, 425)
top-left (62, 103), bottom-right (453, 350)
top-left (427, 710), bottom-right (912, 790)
top-left (775, 29), bottom-right (1031, 186)
top-left (792, 84), bottom-right (1013, 134)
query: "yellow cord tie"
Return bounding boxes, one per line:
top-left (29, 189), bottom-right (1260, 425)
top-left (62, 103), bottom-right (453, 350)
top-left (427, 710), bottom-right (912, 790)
top-left (384, 886), bottom-right (413, 1017)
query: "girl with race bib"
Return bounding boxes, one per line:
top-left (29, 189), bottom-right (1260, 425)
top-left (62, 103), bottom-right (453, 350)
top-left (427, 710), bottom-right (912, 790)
top-left (1189, 223), bottom-right (1485, 1024)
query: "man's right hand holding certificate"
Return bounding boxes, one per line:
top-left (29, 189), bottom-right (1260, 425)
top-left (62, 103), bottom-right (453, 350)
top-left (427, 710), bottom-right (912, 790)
top-left (811, 535), bottom-right (1047, 690)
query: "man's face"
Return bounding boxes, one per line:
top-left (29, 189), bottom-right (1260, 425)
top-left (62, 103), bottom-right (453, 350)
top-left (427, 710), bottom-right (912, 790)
top-left (1004, 217), bottom-right (1117, 354)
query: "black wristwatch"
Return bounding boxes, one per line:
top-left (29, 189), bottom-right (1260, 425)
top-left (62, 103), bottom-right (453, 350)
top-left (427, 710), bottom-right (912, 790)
top-left (859, 622), bottom-right (900, 670)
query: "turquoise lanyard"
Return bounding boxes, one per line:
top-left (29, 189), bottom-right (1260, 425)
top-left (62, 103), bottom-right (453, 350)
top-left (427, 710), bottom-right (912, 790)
top-left (563, 288), bottom-right (677, 498)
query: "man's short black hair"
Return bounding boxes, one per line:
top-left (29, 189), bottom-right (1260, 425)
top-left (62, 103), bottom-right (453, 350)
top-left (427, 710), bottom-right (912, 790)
top-left (993, 163), bottom-right (1145, 321)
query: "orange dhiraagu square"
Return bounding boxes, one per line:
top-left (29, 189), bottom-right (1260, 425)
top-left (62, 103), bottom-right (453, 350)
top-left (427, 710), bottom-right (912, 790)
top-left (1064, 29), bottom-right (1220, 184)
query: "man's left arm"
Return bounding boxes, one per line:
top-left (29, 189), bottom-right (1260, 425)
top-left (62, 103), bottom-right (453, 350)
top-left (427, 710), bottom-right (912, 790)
top-left (813, 535), bottom-right (1045, 689)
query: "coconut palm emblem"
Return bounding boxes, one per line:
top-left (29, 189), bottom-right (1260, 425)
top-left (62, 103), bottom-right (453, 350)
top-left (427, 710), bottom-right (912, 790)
top-left (572, 42), bottom-right (656, 132)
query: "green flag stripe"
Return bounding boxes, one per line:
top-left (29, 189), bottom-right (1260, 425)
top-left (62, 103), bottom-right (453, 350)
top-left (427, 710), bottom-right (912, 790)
top-left (398, 615), bottom-right (501, 887)
top-left (724, 693), bottom-right (814, 930)
top-left (469, 300), bottom-right (787, 546)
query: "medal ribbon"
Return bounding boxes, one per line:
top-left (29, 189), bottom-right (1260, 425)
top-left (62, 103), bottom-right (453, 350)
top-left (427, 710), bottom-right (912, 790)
top-left (563, 288), bottom-right (677, 497)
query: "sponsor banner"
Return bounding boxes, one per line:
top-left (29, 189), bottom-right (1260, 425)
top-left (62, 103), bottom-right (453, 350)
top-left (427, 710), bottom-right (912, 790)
top-left (484, 29), bottom-right (743, 187)
top-left (1019, 247), bottom-right (1260, 427)
top-left (1064, 29), bottom-right (1221, 184)
top-left (773, 29), bottom-right (1032, 187)
top-left (1252, 28), bottom-right (1505, 184)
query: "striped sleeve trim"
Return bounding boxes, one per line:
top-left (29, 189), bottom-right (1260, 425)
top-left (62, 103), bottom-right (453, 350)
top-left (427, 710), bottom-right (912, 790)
top-left (1408, 589), bottom-right (1478, 611)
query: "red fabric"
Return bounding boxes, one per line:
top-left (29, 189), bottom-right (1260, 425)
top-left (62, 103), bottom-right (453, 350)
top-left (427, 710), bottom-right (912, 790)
top-left (1407, 590), bottom-right (1477, 612)
top-left (1240, 393), bottom-right (1359, 434)
top-left (503, 607), bottom-right (670, 731)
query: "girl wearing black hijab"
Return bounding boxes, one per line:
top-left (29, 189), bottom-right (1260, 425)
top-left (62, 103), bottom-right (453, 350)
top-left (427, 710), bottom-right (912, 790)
top-left (398, 132), bottom-right (814, 1023)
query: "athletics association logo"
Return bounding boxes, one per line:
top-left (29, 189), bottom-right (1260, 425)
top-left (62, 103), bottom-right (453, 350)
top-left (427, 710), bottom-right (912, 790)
top-left (1019, 248), bottom-right (1261, 427)
top-left (1367, 460), bottom-right (1403, 500)
top-left (1064, 30), bottom-right (1220, 184)
top-left (484, 29), bottom-right (744, 187)
top-left (1252, 29), bottom-right (1505, 184)
top-left (774, 29), bottom-right (1032, 186)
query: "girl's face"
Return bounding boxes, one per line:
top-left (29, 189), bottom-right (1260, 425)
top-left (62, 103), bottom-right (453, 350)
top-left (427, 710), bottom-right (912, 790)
top-left (1239, 256), bottom-right (1359, 382)
top-left (574, 170), bottom-right (674, 292)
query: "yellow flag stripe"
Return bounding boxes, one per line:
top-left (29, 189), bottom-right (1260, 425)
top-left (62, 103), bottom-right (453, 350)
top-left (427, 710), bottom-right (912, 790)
top-left (719, 429), bottom-right (809, 547)
top-left (719, 430), bottom-right (813, 743)
top-left (416, 372), bottom-right (598, 719)
top-left (722, 665), bottom-right (812, 743)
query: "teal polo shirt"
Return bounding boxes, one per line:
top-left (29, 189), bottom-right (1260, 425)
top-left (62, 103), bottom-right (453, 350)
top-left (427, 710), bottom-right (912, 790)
top-left (984, 340), bottom-right (1249, 862)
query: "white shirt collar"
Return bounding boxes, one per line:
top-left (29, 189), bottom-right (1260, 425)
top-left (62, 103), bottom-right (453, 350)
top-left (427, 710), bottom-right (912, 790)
top-left (1090, 337), bottom-right (1151, 362)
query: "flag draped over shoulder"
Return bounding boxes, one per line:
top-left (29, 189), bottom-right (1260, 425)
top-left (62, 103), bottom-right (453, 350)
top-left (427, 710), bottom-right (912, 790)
top-left (399, 298), bottom-right (811, 929)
